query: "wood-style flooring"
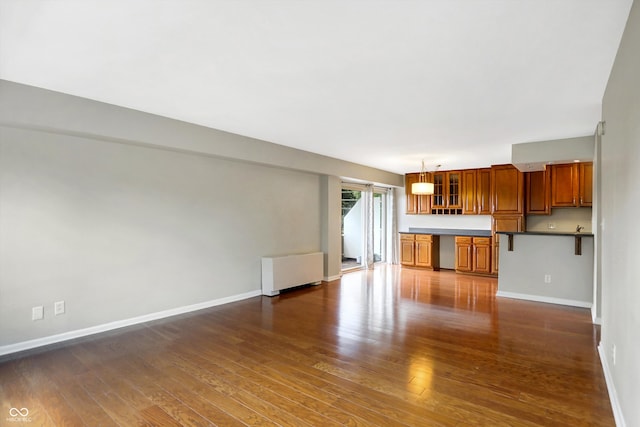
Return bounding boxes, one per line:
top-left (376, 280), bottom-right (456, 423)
top-left (0, 266), bottom-right (614, 426)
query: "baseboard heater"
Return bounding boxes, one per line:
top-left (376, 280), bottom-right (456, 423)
top-left (261, 252), bottom-right (324, 296)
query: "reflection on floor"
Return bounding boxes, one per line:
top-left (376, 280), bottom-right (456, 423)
top-left (0, 264), bottom-right (613, 426)
top-left (341, 257), bottom-right (361, 270)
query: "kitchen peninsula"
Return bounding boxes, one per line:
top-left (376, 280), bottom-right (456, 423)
top-left (496, 231), bottom-right (594, 308)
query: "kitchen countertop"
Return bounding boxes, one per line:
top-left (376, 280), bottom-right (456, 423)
top-left (495, 231), bottom-right (594, 237)
top-left (402, 228), bottom-right (492, 237)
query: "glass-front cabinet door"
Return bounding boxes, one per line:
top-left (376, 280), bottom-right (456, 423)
top-left (431, 171), bottom-right (462, 212)
top-left (447, 171), bottom-right (462, 209)
top-left (431, 172), bottom-right (445, 208)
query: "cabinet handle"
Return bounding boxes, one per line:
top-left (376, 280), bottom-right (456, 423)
top-left (573, 198), bottom-right (576, 205)
top-left (580, 198), bottom-right (583, 204)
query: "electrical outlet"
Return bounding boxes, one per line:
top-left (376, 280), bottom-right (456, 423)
top-left (32, 306), bottom-right (44, 321)
top-left (544, 274), bottom-right (551, 283)
top-left (54, 300), bottom-right (65, 316)
top-left (612, 344), bottom-right (617, 366)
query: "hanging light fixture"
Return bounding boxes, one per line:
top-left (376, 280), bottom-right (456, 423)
top-left (411, 160), bottom-right (434, 195)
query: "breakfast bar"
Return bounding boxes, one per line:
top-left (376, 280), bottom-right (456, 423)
top-left (496, 231), bottom-right (594, 308)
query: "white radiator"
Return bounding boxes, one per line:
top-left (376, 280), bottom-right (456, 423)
top-left (261, 252), bottom-right (324, 296)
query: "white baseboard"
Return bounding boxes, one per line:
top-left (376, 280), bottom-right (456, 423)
top-left (0, 289), bottom-right (262, 357)
top-left (598, 345), bottom-right (626, 427)
top-left (496, 290), bottom-right (592, 309)
top-left (591, 306), bottom-right (602, 325)
top-left (323, 274), bottom-right (342, 282)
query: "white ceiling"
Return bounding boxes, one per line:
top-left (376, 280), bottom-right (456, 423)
top-left (0, 0), bottom-right (633, 174)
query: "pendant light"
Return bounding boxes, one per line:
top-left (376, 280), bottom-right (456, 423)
top-left (411, 160), bottom-right (434, 195)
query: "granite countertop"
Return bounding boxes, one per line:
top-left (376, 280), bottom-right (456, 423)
top-left (495, 231), bottom-right (594, 237)
top-left (402, 228), bottom-right (492, 237)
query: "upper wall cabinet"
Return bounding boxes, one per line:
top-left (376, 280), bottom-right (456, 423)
top-left (550, 162), bottom-right (592, 207)
top-left (404, 167), bottom-right (491, 215)
top-left (491, 164), bottom-right (524, 215)
top-left (461, 168), bottom-right (491, 215)
top-left (578, 162), bottom-right (593, 207)
top-left (405, 173), bottom-right (432, 214)
top-left (525, 168), bottom-right (551, 215)
top-left (550, 163), bottom-right (576, 207)
top-left (461, 169), bottom-right (477, 214)
top-left (432, 170), bottom-right (462, 212)
top-left (476, 168), bottom-right (491, 215)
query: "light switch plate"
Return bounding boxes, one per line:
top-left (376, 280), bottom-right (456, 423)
top-left (32, 306), bottom-right (44, 321)
top-left (54, 300), bottom-right (65, 316)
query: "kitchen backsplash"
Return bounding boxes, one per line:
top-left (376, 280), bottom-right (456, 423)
top-left (526, 207), bottom-right (593, 233)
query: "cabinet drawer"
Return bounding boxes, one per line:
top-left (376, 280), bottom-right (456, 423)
top-left (400, 234), bottom-right (415, 241)
top-left (415, 234), bottom-right (433, 242)
top-left (472, 237), bottom-right (491, 246)
top-left (455, 236), bottom-right (472, 244)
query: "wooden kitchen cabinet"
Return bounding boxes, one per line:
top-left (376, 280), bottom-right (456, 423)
top-left (491, 215), bottom-right (524, 275)
top-left (416, 234), bottom-right (440, 269)
top-left (462, 168), bottom-right (491, 215)
top-left (400, 234), bottom-right (416, 265)
top-left (455, 237), bottom-right (473, 272)
top-left (579, 163), bottom-right (593, 207)
top-left (405, 174), bottom-right (418, 214)
top-left (432, 172), bottom-right (445, 208)
top-left (491, 164), bottom-right (524, 215)
top-left (476, 168), bottom-right (492, 215)
top-left (432, 171), bottom-right (462, 212)
top-left (405, 173), bottom-right (432, 214)
top-left (455, 236), bottom-right (492, 274)
top-left (550, 163), bottom-right (577, 207)
top-left (462, 170), bottom-right (477, 215)
top-left (473, 237), bottom-right (492, 274)
top-left (526, 168), bottom-right (551, 215)
top-left (551, 162), bottom-right (592, 207)
top-left (400, 234), bottom-right (440, 270)
top-left (405, 167), bottom-right (490, 215)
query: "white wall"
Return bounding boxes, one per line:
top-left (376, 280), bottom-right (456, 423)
top-left (600, 1), bottom-right (640, 425)
top-left (0, 80), bottom-right (404, 188)
top-left (439, 235), bottom-right (455, 269)
top-left (0, 80), bottom-right (402, 353)
top-left (497, 234), bottom-right (594, 306)
top-left (526, 208), bottom-right (593, 233)
top-left (512, 135), bottom-right (594, 171)
top-left (0, 126), bottom-right (321, 346)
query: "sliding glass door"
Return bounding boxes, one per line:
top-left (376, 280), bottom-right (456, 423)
top-left (341, 184), bottom-right (387, 271)
top-left (341, 187), bottom-right (363, 270)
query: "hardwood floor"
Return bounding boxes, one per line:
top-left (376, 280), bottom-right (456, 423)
top-left (0, 265), bottom-right (613, 426)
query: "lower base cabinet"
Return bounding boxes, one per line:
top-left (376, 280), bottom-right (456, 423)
top-left (400, 234), bottom-right (416, 266)
top-left (491, 215), bottom-right (524, 274)
top-left (455, 236), bottom-right (492, 274)
top-left (473, 237), bottom-right (492, 274)
top-left (400, 234), bottom-right (440, 270)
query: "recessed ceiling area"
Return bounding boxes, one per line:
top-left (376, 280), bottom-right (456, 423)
top-left (0, 0), bottom-right (633, 174)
